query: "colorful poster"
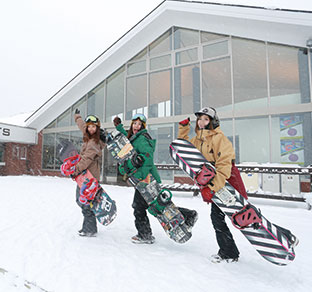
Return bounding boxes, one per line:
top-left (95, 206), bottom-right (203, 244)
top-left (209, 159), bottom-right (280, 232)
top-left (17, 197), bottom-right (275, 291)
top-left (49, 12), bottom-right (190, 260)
top-left (280, 115), bottom-right (304, 165)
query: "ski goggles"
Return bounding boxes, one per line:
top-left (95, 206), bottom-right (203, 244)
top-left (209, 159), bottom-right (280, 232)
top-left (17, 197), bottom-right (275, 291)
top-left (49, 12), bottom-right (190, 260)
top-left (85, 115), bottom-right (99, 124)
top-left (131, 113), bottom-right (147, 123)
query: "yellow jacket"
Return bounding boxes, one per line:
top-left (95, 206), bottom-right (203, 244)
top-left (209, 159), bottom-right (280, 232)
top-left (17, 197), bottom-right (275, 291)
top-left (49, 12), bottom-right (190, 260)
top-left (178, 124), bottom-right (235, 192)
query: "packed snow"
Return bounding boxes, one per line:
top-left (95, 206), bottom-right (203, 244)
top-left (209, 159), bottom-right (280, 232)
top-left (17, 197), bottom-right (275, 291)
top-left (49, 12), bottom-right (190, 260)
top-left (0, 175), bottom-right (311, 292)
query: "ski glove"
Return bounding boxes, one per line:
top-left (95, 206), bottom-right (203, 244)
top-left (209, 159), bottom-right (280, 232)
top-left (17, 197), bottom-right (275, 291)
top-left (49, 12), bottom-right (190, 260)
top-left (100, 128), bottom-right (107, 143)
top-left (113, 116), bottom-right (121, 127)
top-left (201, 187), bottom-right (214, 203)
top-left (118, 154), bottom-right (145, 175)
top-left (75, 108), bottom-right (80, 114)
top-left (179, 117), bottom-right (190, 126)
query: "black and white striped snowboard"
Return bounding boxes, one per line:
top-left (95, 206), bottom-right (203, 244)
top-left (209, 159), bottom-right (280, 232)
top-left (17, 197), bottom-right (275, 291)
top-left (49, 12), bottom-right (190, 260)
top-left (169, 139), bottom-right (296, 266)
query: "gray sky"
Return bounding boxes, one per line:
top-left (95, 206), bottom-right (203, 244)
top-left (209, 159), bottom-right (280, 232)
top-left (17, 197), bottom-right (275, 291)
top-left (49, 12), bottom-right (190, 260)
top-left (0, 0), bottom-right (311, 120)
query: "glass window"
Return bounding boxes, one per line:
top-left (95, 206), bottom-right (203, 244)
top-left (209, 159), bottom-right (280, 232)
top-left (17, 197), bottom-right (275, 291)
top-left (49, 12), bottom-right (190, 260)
top-left (174, 27), bottom-right (199, 49)
top-left (129, 48), bottom-right (147, 62)
top-left (149, 70), bottom-right (172, 118)
top-left (149, 124), bottom-right (174, 181)
top-left (149, 29), bottom-right (172, 57)
top-left (126, 74), bottom-right (147, 120)
top-left (0, 143), bottom-right (5, 162)
top-left (150, 54), bottom-right (171, 71)
top-left (55, 132), bottom-right (70, 167)
top-left (127, 60), bottom-right (146, 75)
top-left (42, 133), bottom-right (56, 170)
top-left (271, 113), bottom-right (312, 166)
top-left (46, 120), bottom-right (56, 129)
top-left (176, 48), bottom-right (198, 65)
top-left (174, 64), bottom-right (200, 115)
top-left (201, 31), bottom-right (228, 43)
top-left (106, 67), bottom-right (125, 122)
top-left (232, 38), bottom-right (268, 110)
top-left (235, 117), bottom-right (270, 163)
top-left (70, 130), bottom-right (83, 152)
top-left (202, 57), bottom-right (232, 111)
top-left (71, 96), bottom-right (87, 125)
top-left (203, 41), bottom-right (228, 59)
top-left (87, 82), bottom-right (104, 121)
top-left (57, 109), bottom-right (71, 128)
top-left (268, 44), bottom-right (311, 106)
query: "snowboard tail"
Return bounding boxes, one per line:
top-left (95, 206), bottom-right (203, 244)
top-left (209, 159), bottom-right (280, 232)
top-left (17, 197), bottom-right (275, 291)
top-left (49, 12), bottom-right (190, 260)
top-left (169, 139), bottom-right (296, 266)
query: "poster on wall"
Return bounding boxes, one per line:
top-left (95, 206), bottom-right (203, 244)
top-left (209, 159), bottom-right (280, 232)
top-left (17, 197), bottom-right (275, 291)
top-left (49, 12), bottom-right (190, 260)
top-left (280, 115), bottom-right (304, 165)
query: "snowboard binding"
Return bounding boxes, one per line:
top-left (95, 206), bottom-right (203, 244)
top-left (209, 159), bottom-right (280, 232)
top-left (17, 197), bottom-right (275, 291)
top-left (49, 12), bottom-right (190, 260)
top-left (61, 154), bottom-right (81, 176)
top-left (195, 163), bottom-right (216, 188)
top-left (231, 204), bottom-right (262, 230)
top-left (79, 178), bottom-right (99, 205)
top-left (148, 189), bottom-right (173, 216)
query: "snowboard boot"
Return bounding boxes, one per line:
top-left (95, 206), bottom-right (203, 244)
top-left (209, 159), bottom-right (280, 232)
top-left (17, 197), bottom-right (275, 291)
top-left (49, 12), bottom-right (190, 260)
top-left (185, 210), bottom-right (198, 230)
top-left (131, 234), bottom-right (155, 244)
top-left (210, 254), bottom-right (239, 264)
top-left (78, 229), bottom-right (97, 237)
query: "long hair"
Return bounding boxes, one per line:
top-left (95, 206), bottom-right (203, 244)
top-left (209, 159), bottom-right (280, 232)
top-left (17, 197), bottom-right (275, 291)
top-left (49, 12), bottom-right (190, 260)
top-left (127, 119), bottom-right (146, 139)
top-left (83, 126), bottom-right (100, 143)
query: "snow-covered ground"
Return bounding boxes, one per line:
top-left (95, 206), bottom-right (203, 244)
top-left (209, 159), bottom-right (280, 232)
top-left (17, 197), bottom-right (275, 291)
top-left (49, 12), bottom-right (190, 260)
top-left (0, 176), bottom-right (311, 292)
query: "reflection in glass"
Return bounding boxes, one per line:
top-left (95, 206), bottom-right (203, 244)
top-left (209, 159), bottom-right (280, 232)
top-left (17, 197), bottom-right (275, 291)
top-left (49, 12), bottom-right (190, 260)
top-left (174, 27), bottom-right (199, 49)
top-left (87, 83), bottom-right (104, 120)
top-left (55, 132), bottom-right (70, 167)
top-left (126, 74), bottom-right (147, 120)
top-left (127, 60), bottom-right (146, 75)
top-left (57, 109), bottom-right (71, 128)
top-left (235, 117), bottom-right (270, 163)
top-left (42, 133), bottom-right (56, 169)
top-left (232, 38), bottom-right (268, 110)
top-left (203, 41), bottom-right (228, 59)
top-left (202, 57), bottom-right (232, 111)
top-left (268, 44), bottom-right (310, 106)
top-left (150, 55), bottom-right (171, 71)
top-left (149, 124), bottom-right (174, 181)
top-left (176, 48), bottom-right (198, 65)
top-left (201, 31), bottom-right (228, 43)
top-left (70, 131), bottom-right (83, 153)
top-left (149, 70), bottom-right (172, 118)
top-left (174, 64), bottom-right (200, 115)
top-left (149, 29), bottom-right (172, 57)
top-left (106, 67), bottom-right (125, 122)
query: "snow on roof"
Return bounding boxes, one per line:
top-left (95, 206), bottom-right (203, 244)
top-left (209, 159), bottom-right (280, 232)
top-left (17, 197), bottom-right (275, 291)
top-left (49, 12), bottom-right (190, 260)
top-left (0, 112), bottom-right (33, 127)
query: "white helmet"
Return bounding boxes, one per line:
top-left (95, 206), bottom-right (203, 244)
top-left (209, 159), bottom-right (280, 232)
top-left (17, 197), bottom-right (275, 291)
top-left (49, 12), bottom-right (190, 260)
top-left (195, 107), bottom-right (220, 129)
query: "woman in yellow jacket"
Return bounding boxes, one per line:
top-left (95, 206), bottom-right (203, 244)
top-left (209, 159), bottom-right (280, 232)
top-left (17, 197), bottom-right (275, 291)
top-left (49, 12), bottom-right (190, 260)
top-left (178, 107), bottom-right (247, 263)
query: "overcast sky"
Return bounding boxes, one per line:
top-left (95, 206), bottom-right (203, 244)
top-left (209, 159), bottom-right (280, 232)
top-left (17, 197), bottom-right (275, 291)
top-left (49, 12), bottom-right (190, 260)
top-left (0, 0), bottom-right (311, 120)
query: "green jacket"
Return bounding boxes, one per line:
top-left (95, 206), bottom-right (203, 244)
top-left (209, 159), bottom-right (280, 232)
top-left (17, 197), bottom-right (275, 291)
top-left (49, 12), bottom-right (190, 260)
top-left (116, 124), bottom-right (161, 183)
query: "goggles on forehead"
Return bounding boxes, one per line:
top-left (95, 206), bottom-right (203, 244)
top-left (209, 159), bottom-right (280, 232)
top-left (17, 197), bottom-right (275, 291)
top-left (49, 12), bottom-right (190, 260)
top-left (132, 113), bottom-right (147, 123)
top-left (85, 115), bottom-right (99, 123)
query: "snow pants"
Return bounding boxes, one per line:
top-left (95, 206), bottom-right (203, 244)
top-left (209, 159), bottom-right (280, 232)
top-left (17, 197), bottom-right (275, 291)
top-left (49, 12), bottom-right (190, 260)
top-left (132, 189), bottom-right (152, 238)
top-left (211, 203), bottom-right (239, 259)
top-left (209, 163), bottom-right (245, 259)
top-left (76, 186), bottom-right (97, 233)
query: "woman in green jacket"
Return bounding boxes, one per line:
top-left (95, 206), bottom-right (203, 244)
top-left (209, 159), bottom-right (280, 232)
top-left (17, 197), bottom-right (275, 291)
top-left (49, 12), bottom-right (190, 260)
top-left (114, 113), bottom-right (197, 244)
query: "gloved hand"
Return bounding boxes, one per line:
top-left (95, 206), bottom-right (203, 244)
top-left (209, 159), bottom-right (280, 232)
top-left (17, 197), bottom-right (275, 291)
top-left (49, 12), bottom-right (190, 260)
top-left (100, 128), bottom-right (107, 143)
top-left (201, 187), bottom-right (214, 203)
top-left (75, 108), bottom-right (80, 114)
top-left (113, 116), bottom-right (121, 127)
top-left (179, 117), bottom-right (190, 126)
top-left (131, 153), bottom-right (145, 168)
top-left (118, 159), bottom-right (137, 175)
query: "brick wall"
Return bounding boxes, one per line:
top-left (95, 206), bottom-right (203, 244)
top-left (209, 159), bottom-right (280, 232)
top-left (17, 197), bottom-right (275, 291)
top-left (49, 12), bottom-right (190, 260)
top-left (0, 131), bottom-right (61, 177)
